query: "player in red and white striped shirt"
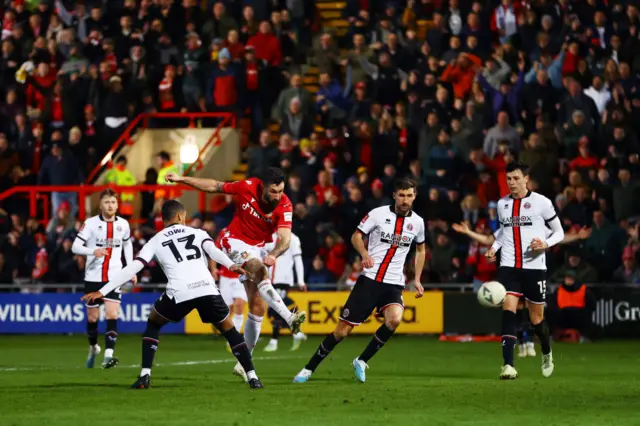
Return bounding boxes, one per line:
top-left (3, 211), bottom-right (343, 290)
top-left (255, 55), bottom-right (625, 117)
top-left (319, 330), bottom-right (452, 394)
top-left (485, 162), bottom-right (564, 380)
top-left (72, 189), bottom-right (137, 369)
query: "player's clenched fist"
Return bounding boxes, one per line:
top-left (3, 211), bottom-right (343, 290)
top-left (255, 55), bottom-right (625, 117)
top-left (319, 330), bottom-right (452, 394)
top-left (93, 248), bottom-right (109, 258)
top-left (165, 172), bottom-right (183, 183)
top-left (263, 254), bottom-right (277, 267)
top-left (362, 254), bottom-right (375, 269)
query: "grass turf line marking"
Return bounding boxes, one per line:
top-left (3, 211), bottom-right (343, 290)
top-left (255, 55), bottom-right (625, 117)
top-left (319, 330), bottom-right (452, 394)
top-left (0, 356), bottom-right (303, 372)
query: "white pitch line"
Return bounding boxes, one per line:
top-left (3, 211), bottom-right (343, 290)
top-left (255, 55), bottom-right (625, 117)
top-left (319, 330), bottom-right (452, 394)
top-left (0, 356), bottom-right (301, 372)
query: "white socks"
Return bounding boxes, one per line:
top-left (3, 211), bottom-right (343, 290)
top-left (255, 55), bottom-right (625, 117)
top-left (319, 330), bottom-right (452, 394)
top-left (233, 314), bottom-right (244, 332)
top-left (258, 280), bottom-right (293, 323)
top-left (244, 313), bottom-right (263, 350)
top-left (141, 368), bottom-right (151, 377)
top-left (104, 349), bottom-right (114, 358)
top-left (246, 370), bottom-right (258, 381)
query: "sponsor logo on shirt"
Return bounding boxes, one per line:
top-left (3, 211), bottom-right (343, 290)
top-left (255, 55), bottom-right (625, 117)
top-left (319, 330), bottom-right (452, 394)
top-left (502, 216), bottom-right (533, 227)
top-left (380, 232), bottom-right (413, 247)
top-left (95, 238), bottom-right (123, 248)
top-left (241, 202), bottom-right (273, 223)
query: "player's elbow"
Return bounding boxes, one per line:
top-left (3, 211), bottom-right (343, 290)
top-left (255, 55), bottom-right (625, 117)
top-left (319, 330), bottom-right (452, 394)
top-left (351, 231), bottom-right (362, 246)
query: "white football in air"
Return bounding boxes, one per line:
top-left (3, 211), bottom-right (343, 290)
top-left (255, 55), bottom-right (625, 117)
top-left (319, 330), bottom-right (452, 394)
top-left (477, 281), bottom-right (507, 308)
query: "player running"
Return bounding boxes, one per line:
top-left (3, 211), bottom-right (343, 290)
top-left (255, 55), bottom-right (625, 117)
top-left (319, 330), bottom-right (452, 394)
top-left (453, 220), bottom-right (590, 358)
top-left (485, 162), bottom-right (564, 380)
top-left (293, 178), bottom-right (426, 384)
top-left (72, 189), bottom-right (137, 369)
top-left (215, 228), bottom-right (248, 350)
top-left (165, 167), bottom-right (306, 381)
top-left (82, 200), bottom-right (263, 389)
top-left (263, 231), bottom-right (307, 352)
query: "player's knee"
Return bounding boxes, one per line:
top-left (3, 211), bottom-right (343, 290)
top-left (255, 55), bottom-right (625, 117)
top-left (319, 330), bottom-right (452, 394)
top-left (86, 307), bottom-right (99, 322)
top-left (246, 259), bottom-right (267, 281)
top-left (334, 322), bottom-right (353, 339)
top-left (249, 296), bottom-right (265, 316)
top-left (529, 310), bottom-right (544, 326)
top-left (233, 299), bottom-right (245, 315)
top-left (385, 315), bottom-right (402, 331)
top-left (105, 305), bottom-right (119, 320)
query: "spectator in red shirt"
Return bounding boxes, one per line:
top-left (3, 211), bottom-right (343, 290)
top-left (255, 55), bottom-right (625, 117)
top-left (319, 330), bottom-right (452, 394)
top-left (25, 62), bottom-right (56, 113)
top-left (224, 29), bottom-right (245, 60)
top-left (318, 234), bottom-right (347, 279)
top-left (247, 21), bottom-right (282, 67)
top-left (313, 170), bottom-right (341, 206)
top-left (570, 138), bottom-right (599, 172)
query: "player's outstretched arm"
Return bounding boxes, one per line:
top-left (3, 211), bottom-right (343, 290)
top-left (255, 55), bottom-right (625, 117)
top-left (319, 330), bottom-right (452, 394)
top-left (165, 173), bottom-right (224, 193)
top-left (83, 260), bottom-right (145, 302)
top-left (452, 222), bottom-right (496, 246)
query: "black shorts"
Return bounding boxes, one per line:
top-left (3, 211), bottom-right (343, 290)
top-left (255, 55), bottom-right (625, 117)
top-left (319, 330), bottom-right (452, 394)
top-left (153, 293), bottom-right (229, 324)
top-left (498, 267), bottom-right (547, 304)
top-left (339, 275), bottom-right (404, 326)
top-left (84, 281), bottom-right (121, 307)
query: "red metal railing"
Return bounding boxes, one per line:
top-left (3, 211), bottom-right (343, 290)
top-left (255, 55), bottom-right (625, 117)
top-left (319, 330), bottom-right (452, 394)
top-left (0, 184), bottom-right (208, 225)
top-left (86, 112), bottom-right (236, 183)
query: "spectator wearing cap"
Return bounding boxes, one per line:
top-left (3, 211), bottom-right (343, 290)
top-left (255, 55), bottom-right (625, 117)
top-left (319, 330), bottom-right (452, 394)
top-left (38, 142), bottom-right (82, 217)
top-left (182, 32), bottom-right (206, 112)
top-left (46, 200), bottom-right (75, 245)
top-left (367, 178), bottom-right (391, 210)
top-left (613, 246), bottom-right (640, 284)
top-left (158, 64), bottom-right (184, 112)
top-left (549, 269), bottom-right (595, 342)
top-left (206, 48), bottom-right (242, 114)
top-left (551, 248), bottom-right (599, 284)
top-left (202, 2), bottom-right (238, 46)
top-left (279, 96), bottom-right (312, 140)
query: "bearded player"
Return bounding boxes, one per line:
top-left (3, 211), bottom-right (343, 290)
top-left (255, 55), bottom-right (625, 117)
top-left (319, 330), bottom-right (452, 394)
top-left (165, 168), bottom-right (306, 381)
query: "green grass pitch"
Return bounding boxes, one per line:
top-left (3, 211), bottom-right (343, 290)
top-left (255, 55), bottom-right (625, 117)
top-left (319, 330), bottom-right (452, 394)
top-left (1, 335), bottom-right (639, 425)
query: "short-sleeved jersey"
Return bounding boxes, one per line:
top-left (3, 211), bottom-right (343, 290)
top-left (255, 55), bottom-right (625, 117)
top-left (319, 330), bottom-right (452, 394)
top-left (495, 191), bottom-right (558, 270)
top-left (222, 179), bottom-right (293, 246)
top-left (215, 228), bottom-right (239, 279)
top-left (357, 205), bottom-right (426, 287)
top-left (135, 224), bottom-right (218, 303)
top-left (264, 232), bottom-right (302, 286)
top-left (77, 215), bottom-right (131, 283)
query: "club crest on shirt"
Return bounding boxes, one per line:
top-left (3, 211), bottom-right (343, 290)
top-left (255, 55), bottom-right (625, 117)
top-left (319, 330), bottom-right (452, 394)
top-left (523, 202), bottom-right (531, 210)
top-left (117, 226), bottom-right (123, 232)
top-left (406, 223), bottom-right (413, 231)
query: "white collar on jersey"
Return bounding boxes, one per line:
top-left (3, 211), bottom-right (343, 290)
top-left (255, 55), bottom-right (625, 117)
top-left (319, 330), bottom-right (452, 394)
top-left (388, 205), bottom-right (413, 217)
top-left (509, 190), bottom-right (532, 200)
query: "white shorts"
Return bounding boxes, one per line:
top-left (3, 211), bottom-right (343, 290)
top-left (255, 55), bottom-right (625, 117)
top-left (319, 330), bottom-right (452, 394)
top-left (219, 275), bottom-right (248, 305)
top-left (220, 237), bottom-right (267, 264)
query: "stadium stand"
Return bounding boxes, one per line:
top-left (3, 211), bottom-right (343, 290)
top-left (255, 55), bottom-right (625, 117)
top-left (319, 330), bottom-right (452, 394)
top-left (0, 0), bottom-right (639, 290)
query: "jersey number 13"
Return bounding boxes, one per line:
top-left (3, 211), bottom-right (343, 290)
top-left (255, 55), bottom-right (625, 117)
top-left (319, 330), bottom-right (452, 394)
top-left (162, 235), bottom-right (202, 262)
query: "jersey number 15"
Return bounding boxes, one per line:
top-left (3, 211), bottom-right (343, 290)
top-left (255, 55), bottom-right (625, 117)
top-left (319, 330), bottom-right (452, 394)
top-left (162, 235), bottom-right (202, 262)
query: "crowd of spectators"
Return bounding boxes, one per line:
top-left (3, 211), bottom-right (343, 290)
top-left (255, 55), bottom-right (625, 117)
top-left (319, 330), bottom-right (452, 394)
top-left (0, 0), bottom-right (639, 289)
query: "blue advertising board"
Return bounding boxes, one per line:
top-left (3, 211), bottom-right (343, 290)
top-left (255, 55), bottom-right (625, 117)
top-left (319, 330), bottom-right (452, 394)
top-left (0, 293), bottom-right (185, 334)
